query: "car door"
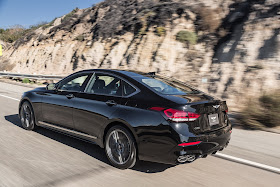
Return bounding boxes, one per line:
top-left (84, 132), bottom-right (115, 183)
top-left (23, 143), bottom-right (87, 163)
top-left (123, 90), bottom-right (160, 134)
top-left (72, 72), bottom-right (124, 139)
top-left (41, 72), bottom-right (92, 129)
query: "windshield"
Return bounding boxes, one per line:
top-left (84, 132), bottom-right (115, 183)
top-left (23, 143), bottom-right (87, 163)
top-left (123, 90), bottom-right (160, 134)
top-left (133, 75), bottom-right (195, 95)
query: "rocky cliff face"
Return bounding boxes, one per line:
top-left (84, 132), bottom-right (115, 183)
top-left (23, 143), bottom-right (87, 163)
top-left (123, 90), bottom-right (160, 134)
top-left (1, 0), bottom-right (279, 110)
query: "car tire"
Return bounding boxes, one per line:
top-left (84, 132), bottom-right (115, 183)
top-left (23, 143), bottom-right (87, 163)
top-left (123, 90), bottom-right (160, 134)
top-left (20, 101), bottom-right (36, 131)
top-left (105, 125), bottom-right (137, 169)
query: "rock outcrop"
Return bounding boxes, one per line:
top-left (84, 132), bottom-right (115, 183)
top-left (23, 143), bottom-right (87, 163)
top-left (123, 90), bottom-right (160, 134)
top-left (1, 0), bottom-right (279, 110)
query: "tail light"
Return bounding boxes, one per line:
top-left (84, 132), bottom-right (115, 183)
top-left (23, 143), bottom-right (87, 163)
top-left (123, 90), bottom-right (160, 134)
top-left (150, 107), bottom-right (200, 122)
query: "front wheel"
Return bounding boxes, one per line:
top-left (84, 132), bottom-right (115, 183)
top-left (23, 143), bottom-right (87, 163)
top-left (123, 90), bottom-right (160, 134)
top-left (20, 101), bottom-right (36, 130)
top-left (105, 126), bottom-right (137, 169)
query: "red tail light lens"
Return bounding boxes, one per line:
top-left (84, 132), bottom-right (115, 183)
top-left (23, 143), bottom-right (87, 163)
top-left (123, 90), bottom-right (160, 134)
top-left (188, 112), bottom-right (201, 121)
top-left (150, 107), bottom-right (200, 122)
top-left (178, 141), bottom-right (202, 147)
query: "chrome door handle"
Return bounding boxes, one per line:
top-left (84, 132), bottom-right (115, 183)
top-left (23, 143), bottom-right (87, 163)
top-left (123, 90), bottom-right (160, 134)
top-left (66, 94), bottom-right (74, 99)
top-left (106, 100), bottom-right (117, 106)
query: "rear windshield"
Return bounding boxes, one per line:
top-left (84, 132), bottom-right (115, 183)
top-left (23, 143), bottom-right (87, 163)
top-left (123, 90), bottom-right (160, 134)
top-left (133, 75), bottom-right (195, 95)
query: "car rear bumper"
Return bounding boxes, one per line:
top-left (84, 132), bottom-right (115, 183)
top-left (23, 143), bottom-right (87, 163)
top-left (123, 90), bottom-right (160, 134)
top-left (139, 124), bottom-right (232, 165)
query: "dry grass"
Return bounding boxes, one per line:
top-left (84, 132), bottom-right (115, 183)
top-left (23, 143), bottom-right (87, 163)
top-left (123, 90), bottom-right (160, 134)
top-left (195, 6), bottom-right (221, 33)
top-left (0, 26), bottom-right (26, 43)
top-left (155, 27), bottom-right (166, 37)
top-left (238, 91), bottom-right (280, 129)
top-left (0, 59), bottom-right (15, 71)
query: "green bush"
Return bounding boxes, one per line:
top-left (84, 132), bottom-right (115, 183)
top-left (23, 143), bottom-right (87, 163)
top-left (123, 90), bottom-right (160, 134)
top-left (74, 35), bottom-right (85, 42)
top-left (0, 22), bottom-right (50, 43)
top-left (0, 26), bottom-right (26, 43)
top-left (239, 91), bottom-right (280, 129)
top-left (22, 78), bottom-right (30, 84)
top-left (0, 28), bottom-right (5, 34)
top-left (42, 18), bottom-right (57, 29)
top-left (62, 8), bottom-right (78, 22)
top-left (176, 31), bottom-right (197, 45)
top-left (156, 27), bottom-right (166, 37)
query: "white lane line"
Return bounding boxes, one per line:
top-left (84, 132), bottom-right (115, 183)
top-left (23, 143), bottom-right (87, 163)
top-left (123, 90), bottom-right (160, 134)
top-left (0, 94), bottom-right (20, 101)
top-left (214, 153), bottom-right (280, 174)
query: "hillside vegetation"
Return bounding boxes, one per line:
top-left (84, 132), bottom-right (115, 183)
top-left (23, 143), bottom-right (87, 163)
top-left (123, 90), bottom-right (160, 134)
top-left (239, 91), bottom-right (280, 129)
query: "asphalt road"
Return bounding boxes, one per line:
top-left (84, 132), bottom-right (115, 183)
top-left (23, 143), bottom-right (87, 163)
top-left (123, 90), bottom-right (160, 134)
top-left (0, 81), bottom-right (279, 187)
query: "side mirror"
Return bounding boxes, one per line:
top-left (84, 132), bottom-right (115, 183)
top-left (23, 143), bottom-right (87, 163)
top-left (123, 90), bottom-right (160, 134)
top-left (46, 83), bottom-right (57, 91)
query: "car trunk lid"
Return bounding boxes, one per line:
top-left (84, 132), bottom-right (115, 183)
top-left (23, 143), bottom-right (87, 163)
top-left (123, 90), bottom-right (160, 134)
top-left (187, 100), bottom-right (229, 134)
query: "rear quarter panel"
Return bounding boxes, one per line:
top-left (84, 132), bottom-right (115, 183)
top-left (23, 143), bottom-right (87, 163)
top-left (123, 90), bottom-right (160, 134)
top-left (106, 103), bottom-right (180, 161)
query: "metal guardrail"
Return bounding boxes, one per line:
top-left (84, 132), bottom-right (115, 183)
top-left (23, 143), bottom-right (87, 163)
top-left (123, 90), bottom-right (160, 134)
top-left (0, 72), bottom-right (64, 80)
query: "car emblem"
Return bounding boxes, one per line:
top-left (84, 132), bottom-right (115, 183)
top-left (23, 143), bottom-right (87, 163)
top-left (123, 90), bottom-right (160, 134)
top-left (211, 116), bottom-right (217, 120)
top-left (213, 105), bottom-right (220, 109)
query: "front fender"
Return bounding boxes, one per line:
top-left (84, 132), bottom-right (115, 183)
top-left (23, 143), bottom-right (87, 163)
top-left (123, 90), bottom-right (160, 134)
top-left (19, 91), bottom-right (43, 123)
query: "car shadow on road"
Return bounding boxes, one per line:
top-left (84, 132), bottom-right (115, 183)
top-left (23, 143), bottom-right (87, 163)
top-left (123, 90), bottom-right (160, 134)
top-left (5, 114), bottom-right (174, 173)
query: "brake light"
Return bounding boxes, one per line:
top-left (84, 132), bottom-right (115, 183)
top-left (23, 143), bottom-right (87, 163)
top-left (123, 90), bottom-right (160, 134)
top-left (225, 109), bottom-right (228, 113)
top-left (178, 141), bottom-right (202, 147)
top-left (150, 107), bottom-right (200, 122)
top-left (149, 107), bottom-right (165, 111)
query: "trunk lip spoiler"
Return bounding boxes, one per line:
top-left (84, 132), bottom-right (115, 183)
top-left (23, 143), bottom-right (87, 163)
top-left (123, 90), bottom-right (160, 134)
top-left (182, 100), bottom-right (226, 106)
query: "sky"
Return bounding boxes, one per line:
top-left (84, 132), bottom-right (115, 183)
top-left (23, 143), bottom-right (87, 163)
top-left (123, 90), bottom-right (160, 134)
top-left (0, 0), bottom-right (102, 29)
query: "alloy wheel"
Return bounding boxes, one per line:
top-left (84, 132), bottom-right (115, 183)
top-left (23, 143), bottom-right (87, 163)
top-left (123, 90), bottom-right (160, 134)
top-left (20, 102), bottom-right (35, 130)
top-left (105, 129), bottom-right (134, 166)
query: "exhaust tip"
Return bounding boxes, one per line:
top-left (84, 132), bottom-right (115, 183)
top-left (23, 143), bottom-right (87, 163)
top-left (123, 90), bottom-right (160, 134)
top-left (177, 154), bottom-right (196, 163)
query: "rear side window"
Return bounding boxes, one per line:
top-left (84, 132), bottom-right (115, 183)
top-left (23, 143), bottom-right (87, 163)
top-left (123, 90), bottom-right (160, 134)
top-left (123, 81), bottom-right (136, 96)
top-left (133, 76), bottom-right (193, 95)
top-left (85, 74), bottom-right (122, 96)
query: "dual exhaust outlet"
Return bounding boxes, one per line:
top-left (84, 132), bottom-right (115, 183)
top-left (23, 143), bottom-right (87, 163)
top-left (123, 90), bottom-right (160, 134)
top-left (177, 154), bottom-right (196, 163)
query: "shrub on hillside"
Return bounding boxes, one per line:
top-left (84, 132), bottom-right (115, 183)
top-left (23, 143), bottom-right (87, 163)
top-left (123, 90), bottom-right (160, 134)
top-left (0, 25), bottom-right (25, 43)
top-left (195, 6), bottom-right (221, 33)
top-left (238, 91), bottom-right (280, 129)
top-left (42, 18), bottom-right (57, 29)
top-left (176, 30), bottom-right (197, 45)
top-left (22, 78), bottom-right (31, 84)
top-left (62, 8), bottom-right (79, 22)
top-left (156, 27), bottom-right (166, 36)
top-left (74, 35), bottom-right (85, 41)
top-left (0, 28), bottom-right (5, 34)
top-left (0, 22), bottom-right (49, 43)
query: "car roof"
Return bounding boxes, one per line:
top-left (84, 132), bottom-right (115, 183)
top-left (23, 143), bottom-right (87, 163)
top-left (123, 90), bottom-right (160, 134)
top-left (77, 69), bottom-right (148, 77)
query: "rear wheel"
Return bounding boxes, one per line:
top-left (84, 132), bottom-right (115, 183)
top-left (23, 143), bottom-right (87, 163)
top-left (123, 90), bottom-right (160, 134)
top-left (105, 126), bottom-right (137, 169)
top-left (20, 101), bottom-right (36, 130)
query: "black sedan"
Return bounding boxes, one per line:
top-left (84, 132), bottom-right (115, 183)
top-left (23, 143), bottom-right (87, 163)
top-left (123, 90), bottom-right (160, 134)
top-left (19, 69), bottom-right (232, 169)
